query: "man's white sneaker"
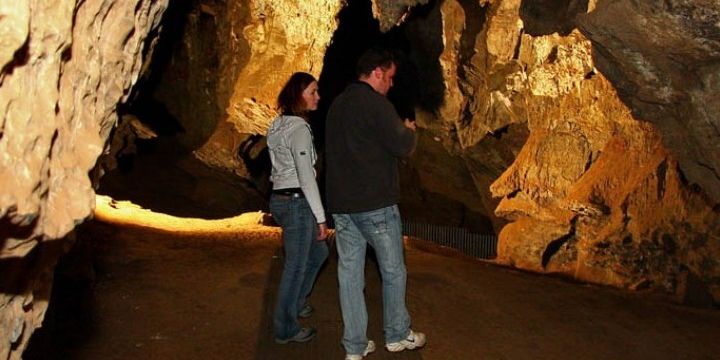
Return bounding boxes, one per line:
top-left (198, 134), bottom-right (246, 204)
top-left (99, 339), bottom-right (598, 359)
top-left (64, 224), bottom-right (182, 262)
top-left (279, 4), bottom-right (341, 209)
top-left (385, 330), bottom-right (426, 352)
top-left (345, 340), bottom-right (376, 360)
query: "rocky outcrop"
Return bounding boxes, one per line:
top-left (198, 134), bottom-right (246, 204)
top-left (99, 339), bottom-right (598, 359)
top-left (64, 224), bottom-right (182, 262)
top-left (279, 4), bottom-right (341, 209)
top-left (400, 0), bottom-right (720, 304)
top-left (147, 0), bottom-right (343, 180)
top-left (0, 0), bottom-right (167, 357)
top-left (370, 0), bottom-right (431, 31)
top-left (206, 0), bottom-right (335, 184)
top-left (577, 0), bottom-right (720, 203)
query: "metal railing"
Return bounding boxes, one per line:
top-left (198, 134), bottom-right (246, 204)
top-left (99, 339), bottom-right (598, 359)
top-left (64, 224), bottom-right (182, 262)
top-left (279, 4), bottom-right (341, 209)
top-left (403, 221), bottom-right (497, 259)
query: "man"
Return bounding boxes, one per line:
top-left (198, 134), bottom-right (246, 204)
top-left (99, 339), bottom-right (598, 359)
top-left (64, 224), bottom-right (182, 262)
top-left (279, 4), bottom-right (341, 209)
top-left (325, 47), bottom-right (426, 360)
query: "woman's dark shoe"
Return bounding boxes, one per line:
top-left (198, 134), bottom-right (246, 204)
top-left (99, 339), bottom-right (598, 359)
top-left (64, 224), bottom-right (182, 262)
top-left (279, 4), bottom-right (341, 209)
top-left (275, 327), bottom-right (317, 344)
top-left (298, 304), bottom-right (314, 318)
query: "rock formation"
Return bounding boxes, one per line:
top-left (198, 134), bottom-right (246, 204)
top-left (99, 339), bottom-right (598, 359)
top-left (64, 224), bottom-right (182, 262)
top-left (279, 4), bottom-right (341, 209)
top-left (146, 0), bottom-right (343, 182)
top-left (1, 0), bottom-right (719, 357)
top-left (578, 0), bottom-right (720, 203)
top-left (0, 0), bottom-right (167, 357)
top-left (132, 0), bottom-right (720, 303)
top-left (376, 0), bottom-right (719, 303)
top-left (370, 0), bottom-right (431, 31)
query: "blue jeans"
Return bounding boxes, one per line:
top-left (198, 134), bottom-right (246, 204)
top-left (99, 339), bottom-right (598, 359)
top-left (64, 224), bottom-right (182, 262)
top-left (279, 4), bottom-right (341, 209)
top-left (333, 205), bottom-right (411, 355)
top-left (270, 194), bottom-right (329, 340)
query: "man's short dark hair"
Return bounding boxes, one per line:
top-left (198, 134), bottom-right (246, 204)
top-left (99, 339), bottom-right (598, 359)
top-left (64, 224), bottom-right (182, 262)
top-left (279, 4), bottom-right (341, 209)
top-left (356, 47), bottom-right (397, 77)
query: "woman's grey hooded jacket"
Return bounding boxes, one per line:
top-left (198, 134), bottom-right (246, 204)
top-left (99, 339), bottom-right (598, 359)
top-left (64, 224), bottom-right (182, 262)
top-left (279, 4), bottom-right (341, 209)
top-left (266, 115), bottom-right (326, 223)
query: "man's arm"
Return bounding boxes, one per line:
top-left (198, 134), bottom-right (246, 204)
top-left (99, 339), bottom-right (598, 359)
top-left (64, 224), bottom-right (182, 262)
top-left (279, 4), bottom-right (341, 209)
top-left (374, 98), bottom-right (417, 157)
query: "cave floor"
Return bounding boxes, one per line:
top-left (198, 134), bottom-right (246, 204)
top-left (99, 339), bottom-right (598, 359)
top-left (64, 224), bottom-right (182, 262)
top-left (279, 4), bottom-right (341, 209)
top-left (26, 220), bottom-right (720, 360)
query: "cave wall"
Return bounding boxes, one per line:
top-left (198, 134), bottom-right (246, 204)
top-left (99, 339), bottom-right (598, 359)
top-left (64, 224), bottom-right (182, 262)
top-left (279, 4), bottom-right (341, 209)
top-left (0, 0), bottom-right (167, 357)
top-left (203, 0), bottom-right (340, 183)
top-left (147, 0), bottom-right (344, 181)
top-left (370, 0), bottom-right (432, 31)
top-left (578, 0), bottom-right (720, 204)
top-left (378, 0), bottom-right (719, 302)
top-left (1, 1), bottom-right (718, 356)
top-left (143, 0), bottom-right (719, 302)
top-left (498, 0), bottom-right (720, 303)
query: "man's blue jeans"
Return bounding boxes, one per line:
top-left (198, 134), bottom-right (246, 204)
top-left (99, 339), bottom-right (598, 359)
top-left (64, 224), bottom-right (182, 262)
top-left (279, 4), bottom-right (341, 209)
top-left (333, 205), bottom-right (411, 355)
top-left (270, 194), bottom-right (328, 340)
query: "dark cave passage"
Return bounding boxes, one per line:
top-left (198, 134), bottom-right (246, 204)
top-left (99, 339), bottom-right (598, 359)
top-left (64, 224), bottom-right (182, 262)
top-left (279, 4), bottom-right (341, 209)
top-left (313, 0), bottom-right (495, 235)
top-left (95, 0), bottom-right (266, 220)
top-left (314, 0), bottom-right (445, 147)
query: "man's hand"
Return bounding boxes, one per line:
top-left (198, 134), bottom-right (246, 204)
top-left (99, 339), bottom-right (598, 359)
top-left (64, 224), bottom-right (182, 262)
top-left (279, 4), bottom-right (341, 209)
top-left (317, 222), bottom-right (328, 241)
top-left (403, 118), bottom-right (416, 131)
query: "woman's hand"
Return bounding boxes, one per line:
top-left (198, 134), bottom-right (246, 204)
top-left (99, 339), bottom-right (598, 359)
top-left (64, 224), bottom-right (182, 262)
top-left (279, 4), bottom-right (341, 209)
top-left (317, 222), bottom-right (328, 241)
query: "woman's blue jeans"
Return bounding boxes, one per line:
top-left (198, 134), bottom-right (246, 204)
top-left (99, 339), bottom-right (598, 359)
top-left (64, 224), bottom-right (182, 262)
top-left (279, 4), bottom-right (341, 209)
top-left (333, 205), bottom-right (411, 355)
top-left (270, 194), bottom-right (329, 340)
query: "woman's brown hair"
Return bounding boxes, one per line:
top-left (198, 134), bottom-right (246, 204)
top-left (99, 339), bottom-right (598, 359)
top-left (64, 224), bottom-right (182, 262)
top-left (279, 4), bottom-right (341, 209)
top-left (277, 72), bottom-right (316, 117)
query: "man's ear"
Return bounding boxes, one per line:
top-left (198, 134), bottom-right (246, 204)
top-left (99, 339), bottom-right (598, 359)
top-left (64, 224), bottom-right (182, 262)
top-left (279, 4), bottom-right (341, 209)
top-left (372, 67), bottom-right (383, 79)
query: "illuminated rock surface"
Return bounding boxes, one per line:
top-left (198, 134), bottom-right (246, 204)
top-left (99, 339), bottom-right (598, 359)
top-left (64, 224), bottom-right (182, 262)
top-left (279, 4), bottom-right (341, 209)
top-left (0, 0), bottom-right (167, 357)
top-left (1, 0), bottom-right (719, 356)
top-left (425, 0), bottom-right (720, 304)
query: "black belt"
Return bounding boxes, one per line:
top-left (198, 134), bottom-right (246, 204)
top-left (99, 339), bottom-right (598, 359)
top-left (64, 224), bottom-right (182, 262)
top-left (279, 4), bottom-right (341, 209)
top-left (272, 188), bottom-right (304, 198)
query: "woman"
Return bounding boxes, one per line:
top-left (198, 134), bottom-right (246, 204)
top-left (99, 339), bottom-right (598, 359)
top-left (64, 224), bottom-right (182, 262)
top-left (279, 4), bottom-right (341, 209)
top-left (267, 72), bottom-right (329, 344)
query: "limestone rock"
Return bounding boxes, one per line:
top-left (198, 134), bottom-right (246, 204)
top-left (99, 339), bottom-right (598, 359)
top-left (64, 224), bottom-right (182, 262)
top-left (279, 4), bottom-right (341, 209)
top-left (2, 3), bottom-right (719, 358)
top-left (409, 0), bottom-right (719, 303)
top-left (0, 0), bottom-right (167, 357)
top-left (193, 0), bottom-right (343, 175)
top-left (577, 0), bottom-right (720, 203)
top-left (370, 0), bottom-right (431, 32)
top-left (563, 127), bottom-right (720, 298)
top-left (144, 1), bottom-right (343, 177)
top-left (496, 217), bottom-right (573, 272)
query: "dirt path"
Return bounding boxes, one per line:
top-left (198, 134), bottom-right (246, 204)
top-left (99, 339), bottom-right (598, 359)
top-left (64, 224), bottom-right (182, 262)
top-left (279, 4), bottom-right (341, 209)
top-left (26, 220), bottom-right (720, 359)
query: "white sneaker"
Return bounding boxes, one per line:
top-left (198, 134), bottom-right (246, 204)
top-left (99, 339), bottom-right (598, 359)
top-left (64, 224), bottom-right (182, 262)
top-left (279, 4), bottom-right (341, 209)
top-left (345, 340), bottom-right (376, 360)
top-left (385, 330), bottom-right (426, 352)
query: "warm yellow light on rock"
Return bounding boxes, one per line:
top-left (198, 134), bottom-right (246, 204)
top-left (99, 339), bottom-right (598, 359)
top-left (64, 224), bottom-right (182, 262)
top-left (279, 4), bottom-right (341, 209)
top-left (94, 194), bottom-right (272, 233)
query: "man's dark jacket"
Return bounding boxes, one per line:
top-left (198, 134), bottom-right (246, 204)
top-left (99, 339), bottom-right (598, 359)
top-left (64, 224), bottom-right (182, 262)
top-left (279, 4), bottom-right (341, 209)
top-left (325, 81), bottom-right (417, 213)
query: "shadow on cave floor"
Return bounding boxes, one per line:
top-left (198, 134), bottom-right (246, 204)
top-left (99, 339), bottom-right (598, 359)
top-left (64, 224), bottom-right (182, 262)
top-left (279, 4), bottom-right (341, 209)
top-left (25, 219), bottom-right (720, 359)
top-left (98, 136), bottom-right (267, 219)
